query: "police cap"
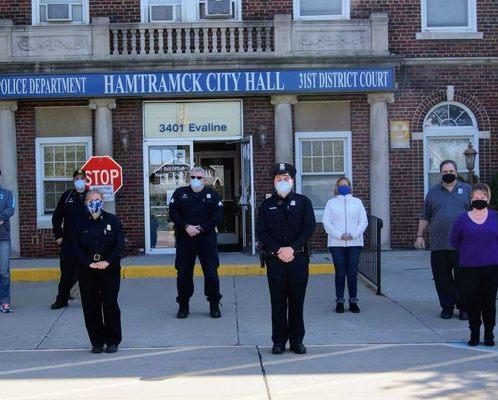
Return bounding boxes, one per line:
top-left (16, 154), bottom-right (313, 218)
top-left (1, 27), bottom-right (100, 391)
top-left (73, 169), bottom-right (86, 179)
top-left (270, 162), bottom-right (296, 178)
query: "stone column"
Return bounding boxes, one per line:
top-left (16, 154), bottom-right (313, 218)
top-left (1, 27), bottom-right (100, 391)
top-left (89, 98), bottom-right (117, 214)
top-left (367, 93), bottom-right (394, 248)
top-left (0, 101), bottom-right (19, 255)
top-left (271, 95), bottom-right (297, 163)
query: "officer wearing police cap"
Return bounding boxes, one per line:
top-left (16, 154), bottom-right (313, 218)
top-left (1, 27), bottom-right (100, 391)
top-left (51, 168), bottom-right (88, 309)
top-left (256, 162), bottom-right (316, 355)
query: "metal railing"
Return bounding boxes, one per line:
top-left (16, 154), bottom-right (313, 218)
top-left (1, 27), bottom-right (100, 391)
top-left (358, 215), bottom-right (383, 295)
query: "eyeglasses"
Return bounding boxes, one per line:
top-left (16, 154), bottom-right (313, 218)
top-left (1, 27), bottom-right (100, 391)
top-left (190, 176), bottom-right (204, 180)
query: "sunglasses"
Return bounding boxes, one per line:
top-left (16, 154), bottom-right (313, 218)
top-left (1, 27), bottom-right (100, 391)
top-left (190, 176), bottom-right (204, 180)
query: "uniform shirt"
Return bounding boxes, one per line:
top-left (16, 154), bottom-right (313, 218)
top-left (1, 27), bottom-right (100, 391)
top-left (72, 211), bottom-right (125, 269)
top-left (0, 187), bottom-right (15, 241)
top-left (169, 186), bottom-right (224, 237)
top-left (52, 189), bottom-right (88, 240)
top-left (256, 192), bottom-right (316, 253)
top-left (421, 182), bottom-right (471, 251)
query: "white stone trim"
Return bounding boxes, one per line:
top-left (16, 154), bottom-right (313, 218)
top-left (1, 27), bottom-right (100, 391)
top-left (478, 131), bottom-right (490, 139)
top-left (416, 31), bottom-right (483, 40)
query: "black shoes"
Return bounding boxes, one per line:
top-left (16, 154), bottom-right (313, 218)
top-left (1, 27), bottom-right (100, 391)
top-left (272, 344), bottom-right (285, 354)
top-left (349, 303), bottom-right (360, 313)
top-left (335, 303), bottom-right (344, 313)
top-left (105, 345), bottom-right (118, 353)
top-left (484, 331), bottom-right (495, 347)
top-left (459, 310), bottom-right (469, 321)
top-left (177, 304), bottom-right (189, 319)
top-left (51, 300), bottom-right (68, 310)
top-left (91, 346), bottom-right (104, 354)
top-left (468, 331), bottom-right (480, 347)
top-left (210, 303), bottom-right (221, 318)
top-left (290, 343), bottom-right (307, 354)
top-left (440, 309), bottom-right (454, 319)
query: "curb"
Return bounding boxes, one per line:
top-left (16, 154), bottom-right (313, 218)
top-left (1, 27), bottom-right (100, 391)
top-left (11, 263), bottom-right (335, 282)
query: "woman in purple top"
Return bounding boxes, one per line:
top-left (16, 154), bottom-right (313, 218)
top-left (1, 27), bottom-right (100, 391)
top-left (450, 183), bottom-right (498, 347)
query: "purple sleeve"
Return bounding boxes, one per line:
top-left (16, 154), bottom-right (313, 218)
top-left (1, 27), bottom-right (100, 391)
top-left (450, 213), bottom-right (465, 250)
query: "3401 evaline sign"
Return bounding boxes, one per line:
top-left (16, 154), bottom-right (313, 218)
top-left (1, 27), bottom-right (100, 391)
top-left (0, 68), bottom-right (394, 99)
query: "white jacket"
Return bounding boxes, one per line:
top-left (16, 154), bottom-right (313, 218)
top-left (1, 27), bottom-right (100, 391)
top-left (322, 194), bottom-right (368, 247)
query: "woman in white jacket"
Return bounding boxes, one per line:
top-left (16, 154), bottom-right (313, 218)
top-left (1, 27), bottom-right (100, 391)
top-left (322, 177), bottom-right (368, 313)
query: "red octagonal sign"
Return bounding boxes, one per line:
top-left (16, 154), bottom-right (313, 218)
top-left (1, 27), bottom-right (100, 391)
top-left (82, 156), bottom-right (123, 195)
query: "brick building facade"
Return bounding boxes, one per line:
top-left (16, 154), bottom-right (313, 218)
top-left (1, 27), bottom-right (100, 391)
top-left (0, 0), bottom-right (497, 257)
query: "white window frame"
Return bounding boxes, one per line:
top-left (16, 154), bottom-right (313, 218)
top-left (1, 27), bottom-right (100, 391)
top-left (421, 0), bottom-right (477, 32)
top-left (31, 0), bottom-right (90, 25)
top-left (295, 131), bottom-right (352, 219)
top-left (35, 136), bottom-right (92, 229)
top-left (141, 0), bottom-right (241, 23)
top-left (293, 0), bottom-right (350, 21)
top-left (423, 102), bottom-right (479, 194)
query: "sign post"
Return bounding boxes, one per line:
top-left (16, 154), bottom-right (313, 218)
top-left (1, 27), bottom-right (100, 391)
top-left (82, 156), bottom-right (123, 201)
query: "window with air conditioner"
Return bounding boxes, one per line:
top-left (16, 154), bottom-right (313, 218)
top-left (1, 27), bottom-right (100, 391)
top-left (199, 0), bottom-right (239, 20)
top-left (148, 0), bottom-right (182, 22)
top-left (34, 0), bottom-right (88, 24)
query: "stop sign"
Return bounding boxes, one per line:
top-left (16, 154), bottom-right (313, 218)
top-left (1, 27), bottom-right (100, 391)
top-left (82, 156), bottom-right (123, 194)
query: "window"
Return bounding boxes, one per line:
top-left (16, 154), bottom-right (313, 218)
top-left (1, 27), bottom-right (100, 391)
top-left (36, 137), bottom-right (92, 227)
top-left (295, 132), bottom-right (352, 213)
top-left (423, 102), bottom-right (478, 192)
top-left (294, 0), bottom-right (350, 20)
top-left (141, 0), bottom-right (240, 22)
top-left (32, 0), bottom-right (89, 25)
top-left (421, 0), bottom-right (477, 31)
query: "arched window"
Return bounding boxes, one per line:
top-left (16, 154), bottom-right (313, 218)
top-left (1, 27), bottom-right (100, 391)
top-left (423, 102), bottom-right (478, 192)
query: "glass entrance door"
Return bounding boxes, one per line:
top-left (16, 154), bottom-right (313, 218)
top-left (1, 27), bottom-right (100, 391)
top-left (145, 142), bottom-right (193, 253)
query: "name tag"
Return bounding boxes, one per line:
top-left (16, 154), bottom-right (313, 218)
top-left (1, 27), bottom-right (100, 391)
top-left (269, 207), bottom-right (277, 210)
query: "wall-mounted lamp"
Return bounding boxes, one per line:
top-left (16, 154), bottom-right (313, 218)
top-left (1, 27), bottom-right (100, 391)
top-left (257, 124), bottom-right (267, 149)
top-left (463, 141), bottom-right (478, 185)
top-left (120, 129), bottom-right (130, 152)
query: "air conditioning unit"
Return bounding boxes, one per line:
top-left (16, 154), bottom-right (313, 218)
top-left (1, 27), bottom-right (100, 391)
top-left (46, 3), bottom-right (72, 21)
top-left (149, 4), bottom-right (176, 22)
top-left (205, 0), bottom-right (232, 18)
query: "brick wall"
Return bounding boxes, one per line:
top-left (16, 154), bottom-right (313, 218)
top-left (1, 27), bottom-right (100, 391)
top-left (351, 0), bottom-right (498, 58)
top-left (389, 65), bottom-right (498, 248)
top-left (16, 100), bottom-right (90, 257)
top-left (90, 0), bottom-right (141, 23)
top-left (113, 99), bottom-right (145, 255)
top-left (242, 0), bottom-right (292, 20)
top-left (0, 0), bottom-right (31, 25)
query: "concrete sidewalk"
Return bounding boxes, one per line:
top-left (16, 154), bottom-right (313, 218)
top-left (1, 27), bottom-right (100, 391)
top-left (10, 252), bottom-right (334, 281)
top-left (2, 250), bottom-right (497, 400)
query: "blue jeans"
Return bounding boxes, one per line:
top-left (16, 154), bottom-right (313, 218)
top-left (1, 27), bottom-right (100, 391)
top-left (0, 240), bottom-right (11, 304)
top-left (329, 246), bottom-right (362, 304)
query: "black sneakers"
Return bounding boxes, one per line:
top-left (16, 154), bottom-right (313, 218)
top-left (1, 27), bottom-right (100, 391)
top-left (290, 343), bottom-right (307, 354)
top-left (51, 300), bottom-right (68, 310)
top-left (272, 344), bottom-right (285, 354)
top-left (335, 303), bottom-right (344, 313)
top-left (349, 303), bottom-right (360, 313)
top-left (91, 346), bottom-right (104, 354)
top-left (105, 345), bottom-right (118, 353)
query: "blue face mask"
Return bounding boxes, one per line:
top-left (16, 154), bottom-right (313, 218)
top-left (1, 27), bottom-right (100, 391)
top-left (74, 179), bottom-right (86, 192)
top-left (275, 180), bottom-right (293, 195)
top-left (337, 186), bottom-right (351, 196)
top-left (87, 199), bottom-right (104, 215)
top-left (190, 178), bottom-right (204, 191)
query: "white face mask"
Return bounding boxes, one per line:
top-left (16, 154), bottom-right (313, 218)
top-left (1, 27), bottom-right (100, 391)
top-left (190, 178), bottom-right (204, 192)
top-left (275, 180), bottom-right (293, 196)
top-left (74, 179), bottom-right (86, 192)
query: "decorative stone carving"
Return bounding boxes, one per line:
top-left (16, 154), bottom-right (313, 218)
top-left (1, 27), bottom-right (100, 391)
top-left (296, 31), bottom-right (367, 49)
top-left (17, 36), bottom-right (88, 52)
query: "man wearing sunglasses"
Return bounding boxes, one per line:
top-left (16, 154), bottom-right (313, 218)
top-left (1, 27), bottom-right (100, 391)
top-left (169, 167), bottom-right (224, 319)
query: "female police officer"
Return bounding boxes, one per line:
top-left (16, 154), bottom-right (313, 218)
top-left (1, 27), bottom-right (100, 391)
top-left (73, 189), bottom-right (124, 354)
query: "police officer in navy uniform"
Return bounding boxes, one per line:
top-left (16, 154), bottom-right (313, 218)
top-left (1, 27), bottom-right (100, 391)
top-left (51, 169), bottom-right (88, 309)
top-left (73, 189), bottom-right (124, 354)
top-left (257, 163), bottom-right (316, 355)
top-left (169, 167), bottom-right (224, 319)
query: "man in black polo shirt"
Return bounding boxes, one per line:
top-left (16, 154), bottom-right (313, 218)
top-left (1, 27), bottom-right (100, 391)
top-left (415, 160), bottom-right (471, 320)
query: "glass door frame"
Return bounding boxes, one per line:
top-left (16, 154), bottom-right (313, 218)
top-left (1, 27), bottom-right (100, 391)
top-left (143, 138), bottom-right (194, 255)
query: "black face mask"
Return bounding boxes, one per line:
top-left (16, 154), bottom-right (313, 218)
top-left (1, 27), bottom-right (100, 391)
top-left (472, 200), bottom-right (488, 210)
top-left (442, 173), bottom-right (456, 184)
